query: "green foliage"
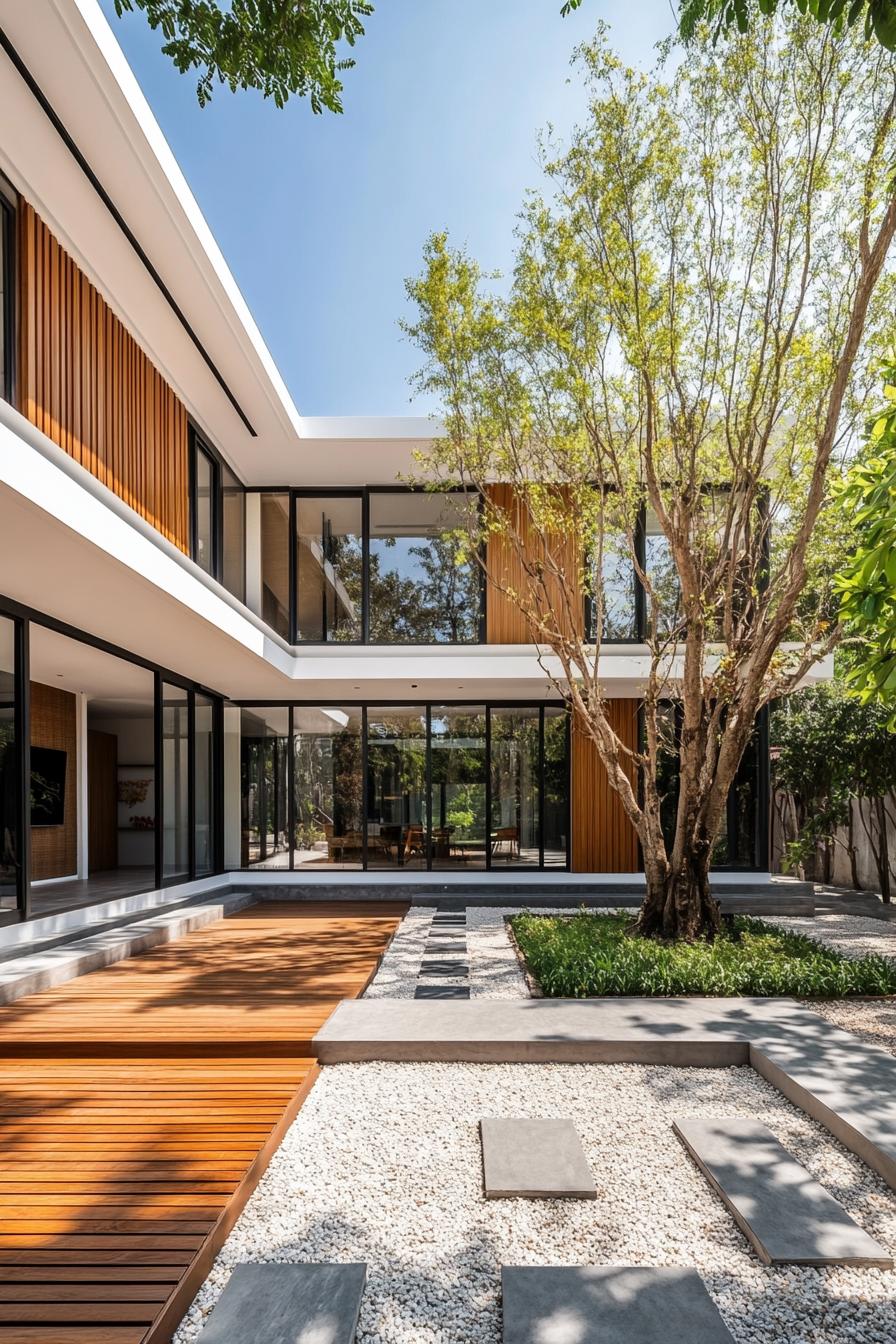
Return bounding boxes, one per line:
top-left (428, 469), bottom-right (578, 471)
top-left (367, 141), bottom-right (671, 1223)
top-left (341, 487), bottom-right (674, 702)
top-left (836, 360), bottom-right (896, 718)
top-left (112, 0), bottom-right (373, 110)
top-left (511, 910), bottom-right (896, 996)
top-left (679, 0), bottom-right (896, 50)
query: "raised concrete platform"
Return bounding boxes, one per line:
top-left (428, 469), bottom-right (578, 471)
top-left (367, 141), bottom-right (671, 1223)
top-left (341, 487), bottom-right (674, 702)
top-left (501, 1266), bottom-right (734, 1344)
top-left (481, 1118), bottom-right (596, 1199)
top-left (195, 1262), bottom-right (367, 1344)
top-left (0, 892), bottom-right (253, 1006)
top-left (314, 998), bottom-right (896, 1193)
top-left (673, 1117), bottom-right (892, 1266)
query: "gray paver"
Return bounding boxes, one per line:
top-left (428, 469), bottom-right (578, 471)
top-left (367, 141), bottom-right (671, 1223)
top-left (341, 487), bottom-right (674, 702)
top-left (415, 984), bottom-right (470, 999)
top-left (418, 958), bottom-right (469, 977)
top-left (501, 1266), bottom-right (734, 1343)
top-left (313, 997), bottom-right (896, 1194)
top-left (674, 1117), bottom-right (892, 1266)
top-left (481, 1118), bottom-right (596, 1198)
top-left (195, 1262), bottom-right (366, 1343)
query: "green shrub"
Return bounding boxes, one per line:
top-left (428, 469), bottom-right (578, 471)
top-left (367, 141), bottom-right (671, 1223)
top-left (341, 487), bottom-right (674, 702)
top-left (510, 911), bottom-right (896, 999)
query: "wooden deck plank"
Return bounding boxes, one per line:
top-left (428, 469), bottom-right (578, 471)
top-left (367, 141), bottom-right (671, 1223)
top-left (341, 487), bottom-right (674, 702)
top-left (0, 901), bottom-right (404, 1344)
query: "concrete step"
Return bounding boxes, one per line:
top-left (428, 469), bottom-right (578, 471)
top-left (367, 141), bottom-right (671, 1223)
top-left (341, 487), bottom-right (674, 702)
top-left (0, 892), bottom-right (253, 1005)
top-left (195, 1263), bottom-right (367, 1344)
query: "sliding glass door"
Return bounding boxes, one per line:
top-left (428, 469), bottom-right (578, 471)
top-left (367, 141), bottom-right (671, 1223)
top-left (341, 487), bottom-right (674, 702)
top-left (0, 616), bottom-right (23, 920)
top-left (234, 702), bottom-right (571, 872)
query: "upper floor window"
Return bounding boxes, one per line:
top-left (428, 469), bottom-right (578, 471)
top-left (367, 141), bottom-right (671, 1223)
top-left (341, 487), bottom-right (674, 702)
top-left (368, 491), bottom-right (481, 643)
top-left (0, 181), bottom-right (15, 405)
top-left (289, 488), bottom-right (482, 644)
top-left (189, 429), bottom-right (246, 603)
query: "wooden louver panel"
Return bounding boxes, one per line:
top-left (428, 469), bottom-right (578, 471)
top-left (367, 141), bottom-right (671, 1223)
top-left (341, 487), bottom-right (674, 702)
top-left (485, 483), bottom-right (583, 644)
top-left (571, 699), bottom-right (640, 873)
top-left (16, 200), bottom-right (190, 551)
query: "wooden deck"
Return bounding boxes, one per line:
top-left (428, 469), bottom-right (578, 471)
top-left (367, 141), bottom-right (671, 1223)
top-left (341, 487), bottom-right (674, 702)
top-left (0, 901), bottom-right (405, 1343)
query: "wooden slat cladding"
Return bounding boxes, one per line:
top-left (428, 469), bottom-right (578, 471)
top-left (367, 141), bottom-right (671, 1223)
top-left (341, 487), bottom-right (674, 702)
top-left (30, 682), bottom-right (77, 882)
top-left (485, 484), bottom-right (583, 644)
top-left (16, 201), bottom-right (190, 551)
top-left (571, 700), bottom-right (639, 873)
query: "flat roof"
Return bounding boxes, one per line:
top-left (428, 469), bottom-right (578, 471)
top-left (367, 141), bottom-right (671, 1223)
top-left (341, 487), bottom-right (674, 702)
top-left (0, 0), bottom-right (438, 485)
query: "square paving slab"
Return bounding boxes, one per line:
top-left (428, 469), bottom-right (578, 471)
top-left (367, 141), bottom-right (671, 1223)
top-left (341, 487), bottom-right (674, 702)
top-left (501, 1265), bottom-right (734, 1343)
top-left (481, 1118), bottom-right (596, 1198)
top-left (195, 1262), bottom-right (367, 1343)
top-left (419, 958), bottom-right (469, 977)
top-left (673, 1117), bottom-right (892, 1266)
top-left (415, 984), bottom-right (471, 999)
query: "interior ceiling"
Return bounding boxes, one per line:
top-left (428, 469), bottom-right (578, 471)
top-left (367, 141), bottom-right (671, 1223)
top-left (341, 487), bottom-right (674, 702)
top-left (30, 624), bottom-right (154, 705)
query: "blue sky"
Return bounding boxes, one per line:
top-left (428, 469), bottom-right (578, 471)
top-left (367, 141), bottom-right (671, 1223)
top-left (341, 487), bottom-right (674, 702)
top-left (99, 0), bottom-right (676, 416)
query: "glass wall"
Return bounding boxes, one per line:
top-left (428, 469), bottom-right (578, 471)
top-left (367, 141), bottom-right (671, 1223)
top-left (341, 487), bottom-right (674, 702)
top-left (0, 618), bottom-right (19, 915)
top-left (292, 706), bottom-right (363, 869)
top-left (222, 461), bottom-right (246, 602)
top-left (430, 706), bottom-right (487, 869)
top-left (543, 706), bottom-right (569, 867)
top-left (366, 707), bottom-right (428, 868)
top-left (596, 529), bottom-right (638, 641)
top-left (644, 508), bottom-right (682, 636)
top-left (234, 703), bottom-right (573, 871)
top-left (240, 706), bottom-right (289, 868)
top-left (295, 495), bottom-right (363, 642)
top-left (194, 694), bottom-right (216, 878)
top-left (490, 708), bottom-right (540, 866)
top-left (368, 492), bottom-right (481, 643)
top-left (193, 446), bottom-right (215, 577)
top-left (260, 492), bottom-right (290, 640)
top-left (161, 682), bottom-right (190, 882)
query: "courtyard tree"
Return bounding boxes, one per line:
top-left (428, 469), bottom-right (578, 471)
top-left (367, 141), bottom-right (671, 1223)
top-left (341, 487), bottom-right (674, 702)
top-left (405, 15), bottom-right (896, 939)
top-left (678, 0), bottom-right (896, 49)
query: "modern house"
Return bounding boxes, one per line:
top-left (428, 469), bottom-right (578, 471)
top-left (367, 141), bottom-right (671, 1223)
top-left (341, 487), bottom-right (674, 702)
top-left (0, 0), bottom-right (831, 929)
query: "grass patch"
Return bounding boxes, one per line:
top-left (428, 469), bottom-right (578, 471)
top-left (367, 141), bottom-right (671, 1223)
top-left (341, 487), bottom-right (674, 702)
top-left (509, 911), bottom-right (896, 999)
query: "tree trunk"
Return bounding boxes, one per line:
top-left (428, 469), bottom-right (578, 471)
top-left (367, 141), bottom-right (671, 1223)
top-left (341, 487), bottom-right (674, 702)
top-left (847, 800), bottom-right (860, 891)
top-left (874, 794), bottom-right (891, 904)
top-left (637, 850), bottom-right (722, 941)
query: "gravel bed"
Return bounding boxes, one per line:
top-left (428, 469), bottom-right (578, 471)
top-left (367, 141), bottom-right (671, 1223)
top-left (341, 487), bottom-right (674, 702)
top-left (174, 1060), bottom-right (896, 1344)
top-left (364, 908), bottom-right (434, 998)
top-left (802, 999), bottom-right (896, 1058)
top-left (765, 913), bottom-right (896, 963)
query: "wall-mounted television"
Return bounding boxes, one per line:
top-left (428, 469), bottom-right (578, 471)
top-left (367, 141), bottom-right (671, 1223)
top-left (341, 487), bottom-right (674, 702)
top-left (31, 747), bottom-right (67, 827)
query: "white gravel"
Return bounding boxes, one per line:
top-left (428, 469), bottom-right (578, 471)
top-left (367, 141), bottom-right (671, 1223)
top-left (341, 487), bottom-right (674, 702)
top-left (174, 1060), bottom-right (896, 1344)
top-left (766, 914), bottom-right (896, 964)
top-left (364, 908), bottom-right (435, 998)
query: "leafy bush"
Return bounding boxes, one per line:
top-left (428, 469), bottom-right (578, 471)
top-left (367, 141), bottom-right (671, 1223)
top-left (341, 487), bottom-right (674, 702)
top-left (510, 911), bottom-right (896, 998)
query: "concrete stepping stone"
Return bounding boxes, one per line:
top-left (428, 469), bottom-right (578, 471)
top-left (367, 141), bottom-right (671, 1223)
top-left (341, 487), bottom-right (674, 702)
top-left (195, 1262), bottom-right (367, 1343)
top-left (501, 1265), bottom-right (734, 1343)
top-left (419, 958), bottom-right (469, 977)
top-left (673, 1117), bottom-right (892, 1266)
top-left (415, 984), bottom-right (470, 999)
top-left (481, 1118), bottom-right (596, 1198)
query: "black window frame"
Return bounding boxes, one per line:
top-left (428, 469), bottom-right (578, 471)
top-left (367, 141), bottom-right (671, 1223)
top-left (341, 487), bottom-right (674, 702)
top-left (234, 699), bottom-right (572, 873)
top-left (188, 426), bottom-right (222, 581)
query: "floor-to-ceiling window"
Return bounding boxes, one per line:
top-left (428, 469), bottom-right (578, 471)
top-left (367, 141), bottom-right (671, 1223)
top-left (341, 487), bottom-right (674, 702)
top-left (366, 707), bottom-right (429, 868)
top-left (490, 707), bottom-right (541, 867)
top-left (292, 706), bottom-right (363, 869)
top-left (161, 683), bottom-right (190, 883)
top-left (240, 706), bottom-right (289, 868)
top-left (430, 706), bottom-right (487, 869)
top-left (368, 492), bottom-right (481, 643)
top-left (295, 495), bottom-right (363, 643)
top-left (194, 693), bottom-right (216, 878)
top-left (0, 616), bottom-right (21, 920)
top-left (232, 702), bottom-right (573, 872)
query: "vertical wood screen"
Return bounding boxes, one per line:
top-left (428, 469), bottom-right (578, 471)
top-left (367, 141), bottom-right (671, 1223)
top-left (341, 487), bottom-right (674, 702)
top-left (17, 201), bottom-right (190, 551)
top-left (571, 699), bottom-right (639, 873)
top-left (30, 681), bottom-right (78, 881)
top-left (485, 483), bottom-right (583, 644)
